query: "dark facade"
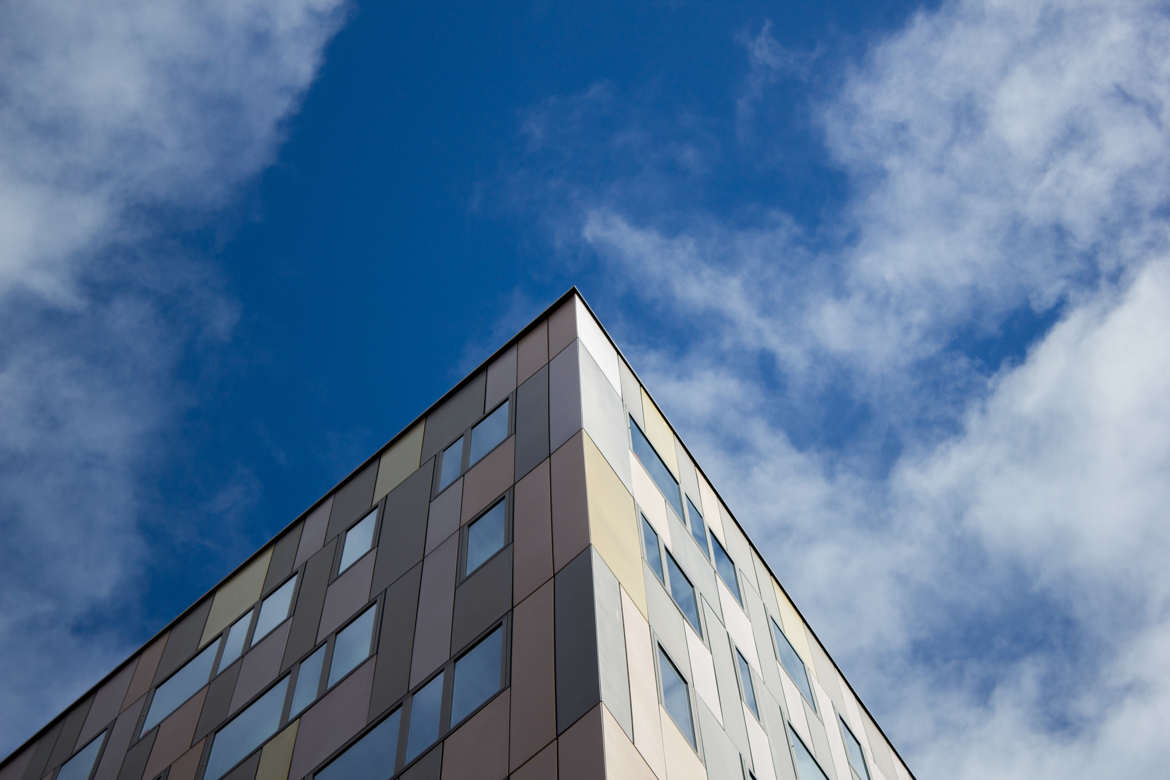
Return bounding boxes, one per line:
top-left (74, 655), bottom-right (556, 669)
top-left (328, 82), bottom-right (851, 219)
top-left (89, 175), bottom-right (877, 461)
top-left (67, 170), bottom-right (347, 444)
top-left (0, 289), bottom-right (915, 780)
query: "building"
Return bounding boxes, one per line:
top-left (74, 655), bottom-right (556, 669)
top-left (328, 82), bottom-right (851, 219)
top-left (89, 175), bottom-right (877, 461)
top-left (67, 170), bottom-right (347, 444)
top-left (0, 289), bottom-right (915, 780)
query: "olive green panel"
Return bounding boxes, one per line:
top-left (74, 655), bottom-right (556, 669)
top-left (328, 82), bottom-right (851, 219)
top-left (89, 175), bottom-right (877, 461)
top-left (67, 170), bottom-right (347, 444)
top-left (256, 720), bottom-right (298, 780)
top-left (373, 422), bottom-right (424, 502)
top-left (201, 548), bottom-right (273, 647)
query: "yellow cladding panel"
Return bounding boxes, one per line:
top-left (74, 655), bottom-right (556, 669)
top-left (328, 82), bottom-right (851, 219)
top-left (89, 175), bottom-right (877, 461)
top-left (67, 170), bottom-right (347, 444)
top-left (256, 721), bottom-right (298, 780)
top-left (772, 579), bottom-right (814, 667)
top-left (601, 705), bottom-right (657, 780)
top-left (373, 422), bottom-right (424, 502)
top-left (201, 548), bottom-right (273, 646)
top-left (639, 389), bottom-right (678, 477)
top-left (582, 433), bottom-right (645, 617)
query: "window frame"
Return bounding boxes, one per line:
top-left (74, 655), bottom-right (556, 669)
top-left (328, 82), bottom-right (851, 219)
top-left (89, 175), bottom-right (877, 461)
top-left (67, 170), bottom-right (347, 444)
top-left (655, 644), bottom-right (699, 751)
top-left (459, 493), bottom-right (511, 581)
top-left (337, 506), bottom-right (380, 576)
top-left (468, 398), bottom-right (511, 467)
top-left (710, 533), bottom-right (742, 604)
top-left (664, 550), bottom-right (703, 637)
top-left (640, 514), bottom-right (665, 583)
top-left (788, 723), bottom-right (830, 780)
top-left (326, 601), bottom-right (380, 690)
top-left (770, 617), bottom-right (817, 712)
top-left (734, 648), bottom-right (760, 720)
top-left (838, 715), bottom-right (872, 780)
top-left (434, 396), bottom-right (516, 497)
top-left (684, 495), bottom-right (710, 559)
top-left (629, 416), bottom-right (684, 519)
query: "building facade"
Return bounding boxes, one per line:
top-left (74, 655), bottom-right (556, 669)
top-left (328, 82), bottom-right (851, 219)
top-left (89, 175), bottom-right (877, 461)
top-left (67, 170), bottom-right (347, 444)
top-left (0, 290), bottom-right (916, 780)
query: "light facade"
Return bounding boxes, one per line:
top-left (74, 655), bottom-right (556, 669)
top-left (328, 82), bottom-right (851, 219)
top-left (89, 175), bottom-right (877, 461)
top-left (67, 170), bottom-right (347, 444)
top-left (0, 290), bottom-right (915, 780)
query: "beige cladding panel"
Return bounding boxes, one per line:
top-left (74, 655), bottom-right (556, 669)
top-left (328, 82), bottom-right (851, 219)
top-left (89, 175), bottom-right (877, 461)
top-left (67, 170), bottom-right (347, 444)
top-left (697, 472), bottom-right (726, 542)
top-left (255, 721), bottom-right (298, 780)
top-left (639, 389), bottom-right (679, 477)
top-left (772, 580), bottom-right (814, 664)
top-left (601, 705), bottom-right (657, 780)
top-left (619, 588), bottom-right (667, 779)
top-left (630, 453), bottom-right (671, 549)
top-left (373, 422), bottom-right (423, 502)
top-left (200, 547), bottom-right (272, 647)
top-left (582, 433), bottom-right (645, 617)
top-left (745, 705), bottom-right (779, 780)
top-left (660, 706), bottom-right (706, 780)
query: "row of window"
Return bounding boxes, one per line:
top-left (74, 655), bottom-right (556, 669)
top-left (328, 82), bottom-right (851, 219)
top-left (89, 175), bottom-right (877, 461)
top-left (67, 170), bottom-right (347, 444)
top-left (142, 573), bottom-right (299, 736)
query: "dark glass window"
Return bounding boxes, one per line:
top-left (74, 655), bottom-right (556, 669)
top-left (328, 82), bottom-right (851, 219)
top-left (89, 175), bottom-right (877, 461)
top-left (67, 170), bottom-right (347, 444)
top-left (450, 625), bottom-right (505, 725)
top-left (735, 649), bottom-right (759, 719)
top-left (438, 436), bottom-right (463, 491)
top-left (711, 535), bottom-right (741, 603)
top-left (316, 709), bottom-right (402, 780)
top-left (665, 552), bottom-right (702, 636)
top-left (339, 509), bottom-right (377, 573)
top-left (328, 605), bottom-right (376, 687)
top-left (205, 677), bottom-right (289, 780)
top-left (404, 672), bottom-right (444, 763)
top-left (290, 645), bottom-right (325, 717)
top-left (685, 497), bottom-right (709, 558)
top-left (641, 516), bottom-right (664, 582)
top-left (469, 400), bottom-right (509, 465)
top-left (629, 417), bottom-right (684, 519)
top-left (789, 725), bottom-right (830, 780)
top-left (142, 641), bottom-right (217, 733)
top-left (657, 646), bottom-right (696, 748)
top-left (465, 499), bottom-right (506, 576)
top-left (253, 574), bottom-right (296, 643)
top-left (771, 618), bottom-right (816, 710)
top-left (840, 717), bottom-right (872, 780)
top-left (216, 611), bottom-right (251, 674)
top-left (56, 733), bottom-right (104, 780)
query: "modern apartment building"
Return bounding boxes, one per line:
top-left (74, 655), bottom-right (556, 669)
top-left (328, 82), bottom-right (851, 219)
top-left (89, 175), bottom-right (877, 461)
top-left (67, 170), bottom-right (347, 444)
top-left (0, 289), bottom-right (915, 780)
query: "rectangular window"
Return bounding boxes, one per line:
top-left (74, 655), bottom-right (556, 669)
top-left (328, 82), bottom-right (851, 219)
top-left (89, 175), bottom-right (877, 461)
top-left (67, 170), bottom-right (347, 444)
top-left (56, 732), bottom-right (104, 780)
top-left (216, 611), bottom-right (251, 674)
top-left (141, 641), bottom-right (218, 733)
top-left (438, 436), bottom-right (463, 491)
top-left (338, 508), bottom-right (377, 574)
top-left (469, 400), bottom-right (509, 465)
top-left (629, 417), bottom-right (684, 519)
top-left (641, 516), bottom-right (664, 583)
top-left (289, 645), bottom-right (325, 717)
top-left (665, 552), bottom-right (702, 636)
top-left (204, 676), bottom-right (289, 780)
top-left (711, 535), bottom-right (741, 603)
top-left (404, 671), bottom-right (444, 763)
top-left (316, 709), bottom-right (402, 780)
top-left (770, 619), bottom-right (816, 710)
top-left (840, 717), bottom-right (872, 780)
top-left (328, 605), bottom-right (376, 688)
top-left (789, 725), bottom-right (830, 780)
top-left (464, 498), bottom-right (507, 576)
top-left (657, 646), bottom-right (696, 748)
top-left (685, 497), bottom-right (709, 558)
top-left (735, 649), bottom-right (760, 719)
top-left (450, 625), bottom-right (504, 725)
top-left (253, 575), bottom-right (297, 644)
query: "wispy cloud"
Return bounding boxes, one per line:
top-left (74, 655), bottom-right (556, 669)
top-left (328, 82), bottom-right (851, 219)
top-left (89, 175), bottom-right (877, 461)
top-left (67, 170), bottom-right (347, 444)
top-left (511, 0), bottom-right (1170, 776)
top-left (0, 0), bottom-right (346, 755)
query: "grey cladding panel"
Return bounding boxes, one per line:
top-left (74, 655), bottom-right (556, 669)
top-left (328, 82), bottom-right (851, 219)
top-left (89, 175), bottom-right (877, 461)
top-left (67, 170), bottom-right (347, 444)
top-left (420, 373), bottom-right (486, 464)
top-left (370, 563), bottom-right (422, 718)
top-left (92, 697), bottom-right (145, 780)
top-left (577, 343), bottom-right (631, 491)
top-left (805, 705), bottom-right (838, 780)
top-left (115, 727), bottom-right (155, 780)
top-left (263, 523), bottom-right (303, 595)
top-left (450, 546), bottom-right (513, 653)
top-left (45, 698), bottom-right (92, 774)
top-left (19, 720), bottom-right (60, 780)
top-left (79, 660), bottom-right (133, 745)
top-left (618, 359), bottom-right (644, 429)
top-left (703, 600), bottom-right (751, 759)
top-left (666, 511), bottom-right (721, 619)
top-left (590, 551), bottom-right (632, 741)
top-left (554, 550), bottom-right (600, 733)
top-left (281, 540), bottom-right (335, 670)
top-left (743, 586), bottom-right (784, 698)
top-left (371, 465), bottom-right (432, 596)
top-left (761, 687), bottom-right (798, 780)
top-left (547, 345), bottom-right (583, 454)
top-left (698, 703), bottom-right (743, 780)
top-left (643, 567), bottom-right (688, 682)
top-left (194, 661), bottom-right (242, 743)
top-left (155, 599), bottom-right (212, 684)
top-left (514, 366), bottom-right (549, 481)
top-left (326, 462), bottom-right (378, 541)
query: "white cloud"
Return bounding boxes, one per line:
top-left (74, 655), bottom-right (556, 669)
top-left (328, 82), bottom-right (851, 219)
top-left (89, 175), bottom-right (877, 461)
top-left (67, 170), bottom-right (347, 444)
top-left (0, 0), bottom-right (346, 756)
top-left (517, 0), bottom-right (1170, 776)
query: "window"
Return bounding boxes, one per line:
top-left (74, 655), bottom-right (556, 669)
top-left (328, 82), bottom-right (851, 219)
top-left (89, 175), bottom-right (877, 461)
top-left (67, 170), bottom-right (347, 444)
top-left (328, 605), bottom-right (376, 688)
top-left (141, 641), bottom-right (218, 733)
top-left (464, 499), bottom-right (507, 576)
top-left (450, 625), bottom-right (505, 724)
top-left (339, 509), bottom-right (377, 574)
top-left (438, 436), bottom-right (464, 491)
top-left (204, 676), bottom-right (289, 780)
top-left (57, 732), bottom-right (104, 780)
top-left (735, 649), bottom-right (759, 719)
top-left (469, 400), bottom-right (509, 465)
top-left (641, 516), bottom-right (664, 582)
top-left (253, 575), bottom-right (297, 644)
top-left (665, 551), bottom-right (702, 636)
top-left (685, 497), bottom-right (709, 558)
top-left (839, 717), bottom-right (872, 780)
top-left (711, 535), bottom-right (741, 603)
top-left (788, 725), bottom-right (829, 780)
top-left (404, 672), bottom-right (444, 763)
top-left (290, 645), bottom-right (325, 717)
top-left (770, 618), bottom-right (816, 710)
top-left (316, 709), bottom-right (402, 780)
top-left (657, 646), bottom-right (696, 748)
top-left (216, 611), bottom-right (251, 674)
top-left (629, 417), bottom-right (684, 519)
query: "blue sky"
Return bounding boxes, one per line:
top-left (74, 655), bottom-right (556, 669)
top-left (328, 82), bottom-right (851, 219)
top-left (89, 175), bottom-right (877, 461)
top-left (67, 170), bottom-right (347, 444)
top-left (3, 0), bottom-right (1170, 776)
